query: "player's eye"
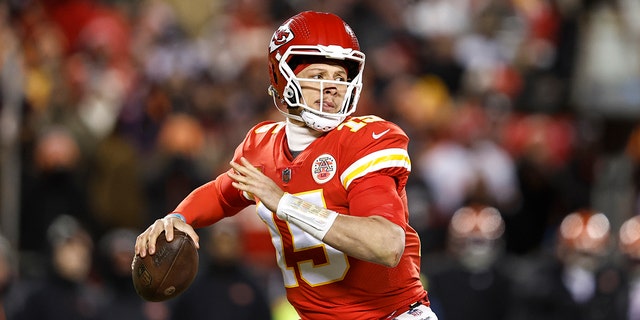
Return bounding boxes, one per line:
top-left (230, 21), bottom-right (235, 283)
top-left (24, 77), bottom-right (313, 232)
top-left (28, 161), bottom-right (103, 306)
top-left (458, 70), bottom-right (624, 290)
top-left (315, 74), bottom-right (347, 82)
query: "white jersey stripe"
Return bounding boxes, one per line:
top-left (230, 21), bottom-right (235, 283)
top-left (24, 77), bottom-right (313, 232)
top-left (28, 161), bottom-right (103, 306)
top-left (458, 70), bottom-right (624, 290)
top-left (340, 148), bottom-right (411, 189)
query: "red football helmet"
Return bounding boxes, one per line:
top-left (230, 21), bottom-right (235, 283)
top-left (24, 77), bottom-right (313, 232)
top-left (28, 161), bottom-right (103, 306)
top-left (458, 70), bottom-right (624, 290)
top-left (267, 11), bottom-right (365, 132)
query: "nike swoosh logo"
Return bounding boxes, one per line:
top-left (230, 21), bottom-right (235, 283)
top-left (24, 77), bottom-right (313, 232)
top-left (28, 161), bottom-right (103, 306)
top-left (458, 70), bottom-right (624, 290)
top-left (372, 129), bottom-right (391, 139)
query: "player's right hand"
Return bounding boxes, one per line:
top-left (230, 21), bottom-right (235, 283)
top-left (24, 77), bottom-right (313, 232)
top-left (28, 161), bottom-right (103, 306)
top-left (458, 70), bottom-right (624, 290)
top-left (134, 217), bottom-right (200, 258)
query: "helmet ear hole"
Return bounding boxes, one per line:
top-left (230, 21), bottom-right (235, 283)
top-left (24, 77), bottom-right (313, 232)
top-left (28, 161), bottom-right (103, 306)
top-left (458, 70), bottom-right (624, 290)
top-left (284, 87), bottom-right (295, 99)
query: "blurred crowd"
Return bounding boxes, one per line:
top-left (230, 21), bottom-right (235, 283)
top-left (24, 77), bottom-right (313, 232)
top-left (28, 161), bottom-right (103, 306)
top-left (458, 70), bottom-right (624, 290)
top-left (1, 0), bottom-right (640, 319)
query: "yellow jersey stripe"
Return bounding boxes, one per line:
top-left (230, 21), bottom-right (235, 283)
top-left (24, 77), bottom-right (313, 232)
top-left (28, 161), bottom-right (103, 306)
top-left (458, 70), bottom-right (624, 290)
top-left (341, 148), bottom-right (411, 189)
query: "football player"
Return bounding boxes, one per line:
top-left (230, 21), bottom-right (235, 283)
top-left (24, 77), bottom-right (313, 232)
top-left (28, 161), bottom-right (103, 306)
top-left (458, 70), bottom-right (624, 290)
top-left (135, 11), bottom-right (437, 320)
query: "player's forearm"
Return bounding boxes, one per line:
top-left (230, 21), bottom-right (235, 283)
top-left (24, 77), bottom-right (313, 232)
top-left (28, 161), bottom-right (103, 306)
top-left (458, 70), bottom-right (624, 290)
top-left (173, 175), bottom-right (248, 228)
top-left (323, 214), bottom-right (405, 267)
top-left (172, 181), bottom-right (220, 227)
top-left (276, 192), bottom-right (406, 267)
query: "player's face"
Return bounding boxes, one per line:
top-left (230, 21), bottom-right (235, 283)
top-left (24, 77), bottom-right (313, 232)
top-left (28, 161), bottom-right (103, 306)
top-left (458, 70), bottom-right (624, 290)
top-left (295, 63), bottom-right (349, 114)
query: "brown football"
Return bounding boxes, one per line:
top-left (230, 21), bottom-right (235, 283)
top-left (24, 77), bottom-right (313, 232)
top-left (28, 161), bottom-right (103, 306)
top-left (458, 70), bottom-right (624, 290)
top-left (132, 229), bottom-right (199, 302)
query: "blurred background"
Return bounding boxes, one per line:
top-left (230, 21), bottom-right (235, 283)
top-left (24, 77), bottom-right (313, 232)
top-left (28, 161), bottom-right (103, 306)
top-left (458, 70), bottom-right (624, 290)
top-left (1, 0), bottom-right (640, 319)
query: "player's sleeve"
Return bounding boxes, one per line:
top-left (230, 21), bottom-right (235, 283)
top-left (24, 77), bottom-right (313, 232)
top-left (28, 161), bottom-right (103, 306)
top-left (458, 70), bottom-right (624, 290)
top-left (340, 121), bottom-right (411, 191)
top-left (347, 174), bottom-right (409, 228)
top-left (340, 121), bottom-right (412, 227)
top-left (170, 127), bottom-right (261, 228)
top-left (170, 174), bottom-right (252, 228)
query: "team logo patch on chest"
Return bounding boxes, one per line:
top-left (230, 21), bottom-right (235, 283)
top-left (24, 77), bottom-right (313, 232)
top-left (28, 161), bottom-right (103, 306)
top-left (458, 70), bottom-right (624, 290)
top-left (312, 154), bottom-right (336, 184)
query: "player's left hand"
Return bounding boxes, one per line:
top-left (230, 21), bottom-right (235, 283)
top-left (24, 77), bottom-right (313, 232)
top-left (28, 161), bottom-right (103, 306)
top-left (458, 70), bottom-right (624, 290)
top-left (228, 157), bottom-right (284, 212)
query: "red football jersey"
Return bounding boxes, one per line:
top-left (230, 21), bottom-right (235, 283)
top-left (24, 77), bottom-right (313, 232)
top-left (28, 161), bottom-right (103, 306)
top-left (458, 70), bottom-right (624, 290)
top-left (175, 115), bottom-right (427, 319)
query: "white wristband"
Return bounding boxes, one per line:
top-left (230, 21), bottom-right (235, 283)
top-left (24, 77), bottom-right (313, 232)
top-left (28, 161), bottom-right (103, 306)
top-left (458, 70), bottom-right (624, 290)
top-left (276, 193), bottom-right (339, 240)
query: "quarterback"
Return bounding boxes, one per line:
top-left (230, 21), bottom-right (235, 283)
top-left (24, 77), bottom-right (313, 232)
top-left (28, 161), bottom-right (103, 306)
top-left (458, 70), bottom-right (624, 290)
top-left (135, 11), bottom-right (437, 320)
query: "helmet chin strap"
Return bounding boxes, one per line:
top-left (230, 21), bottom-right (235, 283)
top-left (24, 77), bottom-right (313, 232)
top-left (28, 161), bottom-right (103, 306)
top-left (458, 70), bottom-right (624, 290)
top-left (270, 88), bottom-right (344, 132)
top-left (270, 86), bottom-right (304, 122)
top-left (300, 109), bottom-right (344, 132)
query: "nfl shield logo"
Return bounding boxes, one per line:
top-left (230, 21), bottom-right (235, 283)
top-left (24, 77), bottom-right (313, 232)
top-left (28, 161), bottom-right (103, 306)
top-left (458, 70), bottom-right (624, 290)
top-left (282, 168), bottom-right (291, 183)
